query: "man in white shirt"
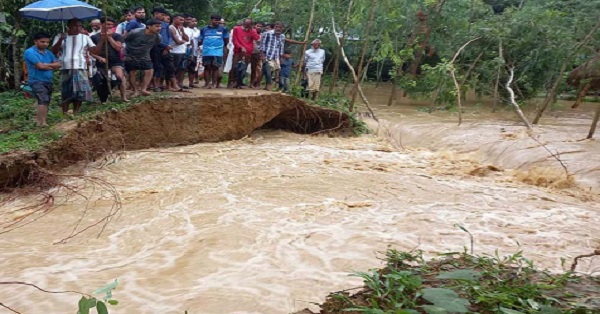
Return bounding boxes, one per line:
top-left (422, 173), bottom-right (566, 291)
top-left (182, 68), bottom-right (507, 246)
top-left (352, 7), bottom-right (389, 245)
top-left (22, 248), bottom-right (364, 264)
top-left (184, 16), bottom-right (200, 88)
top-left (304, 38), bottom-right (325, 100)
top-left (115, 9), bottom-right (133, 35)
top-left (51, 18), bottom-right (106, 115)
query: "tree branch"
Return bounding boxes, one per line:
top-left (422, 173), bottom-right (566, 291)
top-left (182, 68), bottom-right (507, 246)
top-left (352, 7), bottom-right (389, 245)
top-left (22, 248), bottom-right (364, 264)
top-left (331, 16), bottom-right (378, 121)
top-left (449, 37), bottom-right (481, 126)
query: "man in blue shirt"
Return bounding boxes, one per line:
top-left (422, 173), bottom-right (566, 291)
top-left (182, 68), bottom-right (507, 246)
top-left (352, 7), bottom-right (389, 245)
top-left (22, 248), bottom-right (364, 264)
top-left (199, 14), bottom-right (229, 89)
top-left (24, 32), bottom-right (61, 127)
top-left (150, 7), bottom-right (174, 91)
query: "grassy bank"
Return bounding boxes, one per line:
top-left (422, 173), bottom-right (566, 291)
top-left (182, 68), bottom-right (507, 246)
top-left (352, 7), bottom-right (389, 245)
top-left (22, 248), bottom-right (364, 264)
top-left (0, 91), bottom-right (138, 153)
top-left (0, 90), bottom-right (367, 154)
top-left (317, 249), bottom-right (599, 314)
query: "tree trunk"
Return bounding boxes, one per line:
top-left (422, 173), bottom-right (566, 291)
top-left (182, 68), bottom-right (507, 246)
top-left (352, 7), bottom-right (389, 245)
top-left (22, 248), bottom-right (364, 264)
top-left (332, 16), bottom-right (378, 120)
top-left (572, 81), bottom-right (592, 109)
top-left (506, 66), bottom-right (533, 130)
top-left (533, 18), bottom-right (600, 124)
top-left (329, 0), bottom-right (355, 93)
top-left (293, 0), bottom-right (316, 86)
top-left (388, 79), bottom-right (396, 106)
top-left (11, 18), bottom-right (22, 90)
top-left (492, 40), bottom-right (503, 112)
top-left (329, 45), bottom-right (340, 93)
top-left (587, 105), bottom-right (600, 139)
top-left (375, 61), bottom-right (383, 88)
top-left (449, 37), bottom-right (481, 126)
top-left (349, 0), bottom-right (377, 111)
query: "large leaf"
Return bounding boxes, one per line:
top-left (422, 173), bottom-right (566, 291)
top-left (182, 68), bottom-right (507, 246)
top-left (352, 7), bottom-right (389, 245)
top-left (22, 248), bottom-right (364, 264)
top-left (77, 296), bottom-right (91, 314)
top-left (96, 301), bottom-right (109, 314)
top-left (436, 269), bottom-right (481, 281)
top-left (421, 288), bottom-right (470, 313)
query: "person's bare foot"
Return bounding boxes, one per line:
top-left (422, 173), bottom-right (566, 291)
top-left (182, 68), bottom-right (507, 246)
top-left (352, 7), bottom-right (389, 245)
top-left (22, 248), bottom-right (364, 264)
top-left (131, 92), bottom-right (139, 98)
top-left (122, 98), bottom-right (130, 102)
top-left (140, 90), bottom-right (151, 96)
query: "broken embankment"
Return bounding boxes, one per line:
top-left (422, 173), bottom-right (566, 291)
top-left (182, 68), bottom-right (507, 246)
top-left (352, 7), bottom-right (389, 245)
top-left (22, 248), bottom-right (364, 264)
top-left (0, 94), bottom-right (352, 189)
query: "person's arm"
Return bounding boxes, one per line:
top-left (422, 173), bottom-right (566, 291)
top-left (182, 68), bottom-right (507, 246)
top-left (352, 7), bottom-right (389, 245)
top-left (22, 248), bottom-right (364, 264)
top-left (87, 34), bottom-right (105, 55)
top-left (197, 28), bottom-right (204, 46)
top-left (169, 25), bottom-right (186, 45)
top-left (51, 34), bottom-right (64, 55)
top-left (285, 38), bottom-right (305, 45)
top-left (107, 34), bottom-right (123, 51)
top-left (180, 26), bottom-right (189, 42)
top-left (26, 50), bottom-right (60, 70)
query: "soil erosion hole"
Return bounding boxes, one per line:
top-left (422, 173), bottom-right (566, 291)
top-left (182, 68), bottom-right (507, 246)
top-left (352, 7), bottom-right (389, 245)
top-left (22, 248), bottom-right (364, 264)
top-left (0, 94), bottom-right (352, 189)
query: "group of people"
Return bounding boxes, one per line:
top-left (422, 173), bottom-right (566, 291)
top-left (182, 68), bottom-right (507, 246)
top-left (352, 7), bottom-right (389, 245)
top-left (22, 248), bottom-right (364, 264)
top-left (23, 7), bottom-right (326, 127)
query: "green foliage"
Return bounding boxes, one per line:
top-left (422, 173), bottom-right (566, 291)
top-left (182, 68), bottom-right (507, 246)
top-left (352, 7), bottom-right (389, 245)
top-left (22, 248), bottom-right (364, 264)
top-left (324, 249), bottom-right (598, 313)
top-left (76, 280), bottom-right (118, 314)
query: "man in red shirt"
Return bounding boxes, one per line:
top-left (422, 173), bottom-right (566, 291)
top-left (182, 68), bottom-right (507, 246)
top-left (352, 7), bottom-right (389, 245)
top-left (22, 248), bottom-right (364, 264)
top-left (229, 18), bottom-right (260, 88)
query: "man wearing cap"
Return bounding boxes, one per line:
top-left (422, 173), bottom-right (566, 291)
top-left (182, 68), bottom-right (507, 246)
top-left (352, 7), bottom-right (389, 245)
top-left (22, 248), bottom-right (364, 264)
top-left (304, 39), bottom-right (325, 100)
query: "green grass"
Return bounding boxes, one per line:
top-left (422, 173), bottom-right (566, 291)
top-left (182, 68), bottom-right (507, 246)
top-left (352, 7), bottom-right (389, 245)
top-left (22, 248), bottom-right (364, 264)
top-left (0, 90), bottom-right (151, 153)
top-left (322, 249), bottom-right (599, 314)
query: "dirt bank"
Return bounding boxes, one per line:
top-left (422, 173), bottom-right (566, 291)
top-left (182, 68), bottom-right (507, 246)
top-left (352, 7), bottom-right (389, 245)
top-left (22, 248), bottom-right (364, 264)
top-left (0, 94), bottom-right (351, 189)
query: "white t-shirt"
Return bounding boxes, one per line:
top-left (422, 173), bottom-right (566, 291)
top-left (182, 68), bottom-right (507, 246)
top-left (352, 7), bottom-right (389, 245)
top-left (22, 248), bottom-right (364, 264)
top-left (305, 48), bottom-right (325, 73)
top-left (53, 33), bottom-right (96, 70)
top-left (188, 27), bottom-right (201, 57)
top-left (169, 25), bottom-right (187, 54)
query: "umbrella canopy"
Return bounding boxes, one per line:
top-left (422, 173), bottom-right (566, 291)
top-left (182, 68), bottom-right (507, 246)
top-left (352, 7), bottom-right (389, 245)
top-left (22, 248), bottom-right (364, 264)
top-left (19, 0), bottom-right (101, 21)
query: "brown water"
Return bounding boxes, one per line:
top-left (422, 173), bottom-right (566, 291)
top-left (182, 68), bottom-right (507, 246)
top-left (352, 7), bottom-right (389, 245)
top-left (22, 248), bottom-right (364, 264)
top-left (1, 90), bottom-right (599, 313)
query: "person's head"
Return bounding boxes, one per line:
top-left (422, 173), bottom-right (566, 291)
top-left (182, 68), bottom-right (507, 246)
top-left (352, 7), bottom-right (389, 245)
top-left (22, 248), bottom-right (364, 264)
top-left (172, 14), bottom-right (184, 26)
top-left (188, 17), bottom-right (198, 28)
top-left (132, 6), bottom-right (146, 20)
top-left (254, 21), bottom-right (264, 32)
top-left (67, 18), bottom-right (84, 34)
top-left (220, 18), bottom-right (226, 26)
top-left (164, 15), bottom-right (171, 23)
top-left (152, 7), bottom-right (169, 21)
top-left (33, 32), bottom-right (51, 50)
top-left (283, 50), bottom-right (292, 59)
top-left (265, 23), bottom-right (274, 31)
top-left (100, 17), bottom-right (116, 31)
top-left (242, 18), bottom-right (252, 29)
top-left (183, 14), bottom-right (193, 26)
top-left (210, 14), bottom-right (221, 27)
top-left (90, 19), bottom-right (101, 31)
top-left (121, 9), bottom-right (133, 22)
top-left (273, 21), bottom-right (283, 34)
top-left (145, 19), bottom-right (162, 34)
top-left (311, 39), bottom-right (321, 49)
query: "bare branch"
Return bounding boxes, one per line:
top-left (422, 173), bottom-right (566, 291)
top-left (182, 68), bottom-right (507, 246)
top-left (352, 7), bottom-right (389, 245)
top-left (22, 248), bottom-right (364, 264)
top-left (570, 249), bottom-right (600, 272)
top-left (505, 66), bottom-right (533, 130)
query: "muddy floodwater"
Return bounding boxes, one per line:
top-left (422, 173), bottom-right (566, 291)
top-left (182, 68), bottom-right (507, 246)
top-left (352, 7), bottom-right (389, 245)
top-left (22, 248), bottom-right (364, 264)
top-left (1, 90), bottom-right (599, 313)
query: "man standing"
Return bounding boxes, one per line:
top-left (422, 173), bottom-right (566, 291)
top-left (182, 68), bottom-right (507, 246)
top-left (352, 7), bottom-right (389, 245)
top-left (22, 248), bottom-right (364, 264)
top-left (150, 7), bottom-right (171, 91)
top-left (304, 39), bottom-right (325, 100)
top-left (124, 6), bottom-right (146, 35)
top-left (124, 19), bottom-right (162, 96)
top-left (24, 33), bottom-right (61, 126)
top-left (260, 21), bottom-right (285, 91)
top-left (185, 16), bottom-right (201, 88)
top-left (229, 18), bottom-right (259, 89)
top-left (199, 14), bottom-right (229, 89)
top-left (250, 21), bottom-right (264, 89)
top-left (169, 14), bottom-right (189, 91)
top-left (90, 17), bottom-right (128, 102)
top-left (51, 18), bottom-right (106, 115)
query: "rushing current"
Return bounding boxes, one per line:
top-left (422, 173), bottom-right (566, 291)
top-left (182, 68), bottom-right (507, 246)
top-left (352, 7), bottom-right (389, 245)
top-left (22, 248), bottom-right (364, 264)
top-left (1, 89), bottom-right (599, 313)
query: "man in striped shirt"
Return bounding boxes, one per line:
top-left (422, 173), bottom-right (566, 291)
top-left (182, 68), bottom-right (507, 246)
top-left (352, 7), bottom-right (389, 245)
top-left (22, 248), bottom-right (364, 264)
top-left (260, 21), bottom-right (285, 91)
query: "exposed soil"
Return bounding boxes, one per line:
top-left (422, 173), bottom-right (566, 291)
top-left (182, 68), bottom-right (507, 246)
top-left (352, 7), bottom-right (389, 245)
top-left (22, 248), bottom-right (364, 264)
top-left (0, 94), bottom-right (351, 189)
